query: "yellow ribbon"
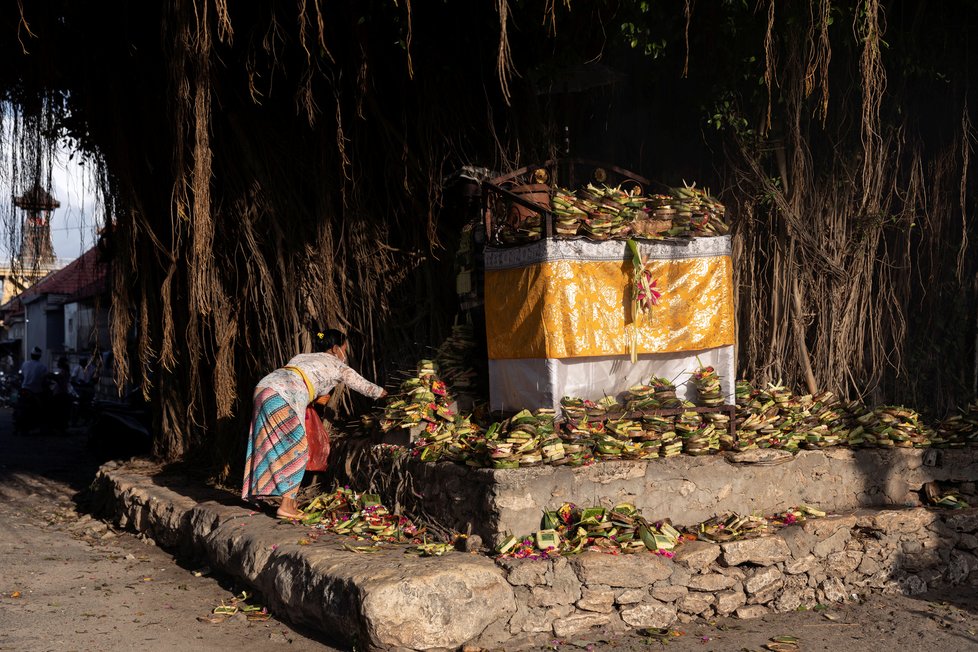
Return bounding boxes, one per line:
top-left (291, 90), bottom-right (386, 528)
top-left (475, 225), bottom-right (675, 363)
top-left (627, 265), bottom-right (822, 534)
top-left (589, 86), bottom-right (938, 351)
top-left (283, 365), bottom-right (315, 403)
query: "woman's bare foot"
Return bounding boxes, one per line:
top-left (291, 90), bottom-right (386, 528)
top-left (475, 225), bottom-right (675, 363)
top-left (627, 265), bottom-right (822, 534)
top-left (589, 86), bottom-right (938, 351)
top-left (276, 496), bottom-right (302, 520)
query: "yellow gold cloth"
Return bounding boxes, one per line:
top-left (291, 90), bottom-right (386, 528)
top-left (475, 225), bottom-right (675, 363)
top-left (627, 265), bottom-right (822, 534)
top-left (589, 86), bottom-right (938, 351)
top-left (486, 256), bottom-right (734, 359)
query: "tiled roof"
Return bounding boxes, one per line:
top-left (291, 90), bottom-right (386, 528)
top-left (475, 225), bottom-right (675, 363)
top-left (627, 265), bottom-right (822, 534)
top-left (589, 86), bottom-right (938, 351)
top-left (9, 247), bottom-right (107, 312)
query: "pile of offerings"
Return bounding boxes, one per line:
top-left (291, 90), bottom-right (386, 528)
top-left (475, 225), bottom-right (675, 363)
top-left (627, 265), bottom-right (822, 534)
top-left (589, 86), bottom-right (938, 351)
top-left (485, 409), bottom-right (563, 468)
top-left (506, 182), bottom-right (728, 243)
top-left (935, 401), bottom-right (978, 446)
top-left (495, 502), bottom-right (686, 558)
top-left (375, 354), bottom-right (978, 469)
top-left (379, 359), bottom-right (454, 434)
top-left (496, 502), bottom-right (827, 559)
top-left (300, 489), bottom-right (423, 542)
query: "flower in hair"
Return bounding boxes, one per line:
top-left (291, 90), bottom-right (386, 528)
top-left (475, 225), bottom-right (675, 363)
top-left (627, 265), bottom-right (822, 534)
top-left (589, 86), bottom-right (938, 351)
top-left (316, 332), bottom-right (324, 340)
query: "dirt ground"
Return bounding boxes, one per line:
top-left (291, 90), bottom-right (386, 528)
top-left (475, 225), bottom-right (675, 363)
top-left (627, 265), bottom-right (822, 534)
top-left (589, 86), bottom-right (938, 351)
top-left (0, 410), bottom-right (338, 652)
top-left (1, 409), bottom-right (977, 652)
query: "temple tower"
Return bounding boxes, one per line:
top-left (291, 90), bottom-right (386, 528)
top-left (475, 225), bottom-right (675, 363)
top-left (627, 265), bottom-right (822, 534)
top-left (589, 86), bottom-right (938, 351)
top-left (14, 182), bottom-right (59, 267)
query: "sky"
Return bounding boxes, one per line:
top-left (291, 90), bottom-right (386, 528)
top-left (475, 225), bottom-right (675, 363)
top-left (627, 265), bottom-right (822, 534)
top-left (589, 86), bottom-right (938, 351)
top-left (42, 147), bottom-right (100, 262)
top-left (1, 111), bottom-right (101, 265)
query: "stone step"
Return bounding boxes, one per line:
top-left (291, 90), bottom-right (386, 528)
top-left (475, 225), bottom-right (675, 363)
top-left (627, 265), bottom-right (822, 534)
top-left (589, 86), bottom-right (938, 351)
top-left (324, 444), bottom-right (978, 545)
top-left (91, 462), bottom-right (518, 651)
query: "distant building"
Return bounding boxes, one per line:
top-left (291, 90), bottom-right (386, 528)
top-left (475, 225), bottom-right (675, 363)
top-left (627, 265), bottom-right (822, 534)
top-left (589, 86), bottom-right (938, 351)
top-left (0, 182), bottom-right (64, 306)
top-left (0, 246), bottom-right (109, 369)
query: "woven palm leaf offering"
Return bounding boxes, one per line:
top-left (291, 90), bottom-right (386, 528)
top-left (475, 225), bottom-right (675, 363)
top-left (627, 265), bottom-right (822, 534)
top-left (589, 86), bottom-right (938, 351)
top-left (692, 364), bottom-right (724, 407)
top-left (487, 408), bottom-right (562, 468)
top-left (560, 395), bottom-right (588, 421)
top-left (650, 375), bottom-right (683, 408)
top-left (872, 405), bottom-right (929, 448)
top-left (733, 380), bottom-right (761, 450)
top-left (623, 384), bottom-right (658, 412)
top-left (495, 502), bottom-right (688, 558)
top-left (801, 390), bottom-right (846, 448)
top-left (670, 183), bottom-right (729, 237)
top-left (558, 418), bottom-right (597, 467)
top-left (380, 359), bottom-right (454, 433)
top-left (552, 188), bottom-right (588, 235)
top-left (692, 363), bottom-right (729, 449)
top-left (842, 400), bottom-right (876, 447)
top-left (639, 413), bottom-right (672, 454)
top-left (689, 505), bottom-right (824, 543)
top-left (300, 489), bottom-right (423, 542)
top-left (605, 418), bottom-right (646, 459)
top-left (674, 401), bottom-right (709, 455)
top-left (935, 401), bottom-right (978, 446)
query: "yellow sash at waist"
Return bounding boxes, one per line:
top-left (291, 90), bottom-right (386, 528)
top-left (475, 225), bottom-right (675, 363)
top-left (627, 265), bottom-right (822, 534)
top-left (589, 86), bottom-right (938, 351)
top-left (283, 365), bottom-right (315, 403)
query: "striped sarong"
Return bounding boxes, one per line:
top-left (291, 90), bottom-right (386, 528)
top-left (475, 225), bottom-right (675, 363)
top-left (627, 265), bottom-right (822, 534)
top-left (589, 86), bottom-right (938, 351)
top-left (241, 387), bottom-right (308, 500)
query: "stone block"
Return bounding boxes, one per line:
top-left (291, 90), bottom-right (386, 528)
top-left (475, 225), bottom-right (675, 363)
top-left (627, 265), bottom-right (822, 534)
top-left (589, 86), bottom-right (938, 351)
top-left (721, 537), bottom-right (791, 566)
top-left (671, 541), bottom-right (720, 572)
top-left (869, 509), bottom-right (938, 535)
top-left (577, 589), bottom-right (616, 613)
top-left (650, 584), bottom-right (688, 603)
top-left (857, 555), bottom-right (880, 577)
top-left (898, 573), bottom-right (927, 595)
top-left (714, 589), bottom-right (746, 616)
top-left (667, 565), bottom-right (692, 587)
top-left (676, 592), bottom-right (714, 615)
top-left (826, 550), bottom-right (862, 578)
top-left (944, 511), bottom-right (978, 534)
top-left (745, 566), bottom-right (783, 596)
top-left (687, 573), bottom-right (737, 592)
top-left (615, 588), bottom-right (648, 605)
top-left (803, 514), bottom-right (857, 538)
top-left (784, 554), bottom-right (816, 575)
top-left (735, 604), bottom-right (769, 619)
top-left (571, 552), bottom-right (672, 588)
top-left (958, 533), bottom-right (978, 551)
top-left (529, 582), bottom-right (579, 608)
top-left (715, 566), bottom-right (747, 581)
top-left (552, 613), bottom-right (612, 638)
top-left (620, 601), bottom-right (677, 629)
top-left (773, 586), bottom-right (803, 613)
top-left (551, 558), bottom-right (583, 603)
top-left (359, 557), bottom-right (517, 650)
top-left (500, 558), bottom-right (551, 586)
top-left (780, 525), bottom-right (817, 559)
top-left (820, 577), bottom-right (847, 603)
top-left (509, 603), bottom-right (574, 634)
top-left (812, 528), bottom-right (852, 558)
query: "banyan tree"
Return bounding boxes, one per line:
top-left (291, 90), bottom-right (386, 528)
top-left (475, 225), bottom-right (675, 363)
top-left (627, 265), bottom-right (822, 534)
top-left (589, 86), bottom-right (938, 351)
top-left (1, 1), bottom-right (976, 479)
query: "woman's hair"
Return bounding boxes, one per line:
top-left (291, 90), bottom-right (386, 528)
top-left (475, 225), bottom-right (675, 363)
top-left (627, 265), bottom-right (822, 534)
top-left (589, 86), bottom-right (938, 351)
top-left (312, 328), bottom-right (347, 353)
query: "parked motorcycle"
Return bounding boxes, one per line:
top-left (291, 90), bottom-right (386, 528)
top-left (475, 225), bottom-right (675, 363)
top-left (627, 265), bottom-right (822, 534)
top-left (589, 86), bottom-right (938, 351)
top-left (0, 371), bottom-right (17, 408)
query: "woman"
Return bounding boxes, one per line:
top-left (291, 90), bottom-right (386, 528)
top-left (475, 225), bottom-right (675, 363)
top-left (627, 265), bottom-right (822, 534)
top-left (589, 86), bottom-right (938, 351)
top-left (242, 328), bottom-right (387, 519)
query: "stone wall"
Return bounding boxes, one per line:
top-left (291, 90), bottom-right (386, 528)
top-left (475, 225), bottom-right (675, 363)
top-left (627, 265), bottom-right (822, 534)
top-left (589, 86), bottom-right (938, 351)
top-left (328, 447), bottom-right (978, 543)
top-left (493, 508), bottom-right (978, 639)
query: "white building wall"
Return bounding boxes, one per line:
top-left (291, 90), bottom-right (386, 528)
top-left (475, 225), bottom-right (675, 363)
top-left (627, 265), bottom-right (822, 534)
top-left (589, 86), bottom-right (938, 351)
top-left (24, 302), bottom-right (49, 366)
top-left (64, 302), bottom-right (79, 351)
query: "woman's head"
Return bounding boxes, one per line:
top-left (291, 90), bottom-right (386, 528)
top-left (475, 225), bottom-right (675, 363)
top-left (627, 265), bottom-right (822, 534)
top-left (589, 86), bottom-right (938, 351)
top-left (312, 328), bottom-right (348, 361)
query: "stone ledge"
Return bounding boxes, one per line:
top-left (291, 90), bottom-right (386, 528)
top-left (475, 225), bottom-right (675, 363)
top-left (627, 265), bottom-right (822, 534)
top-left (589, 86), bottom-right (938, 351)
top-left (91, 462), bottom-right (517, 651)
top-left (327, 446), bottom-right (978, 542)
